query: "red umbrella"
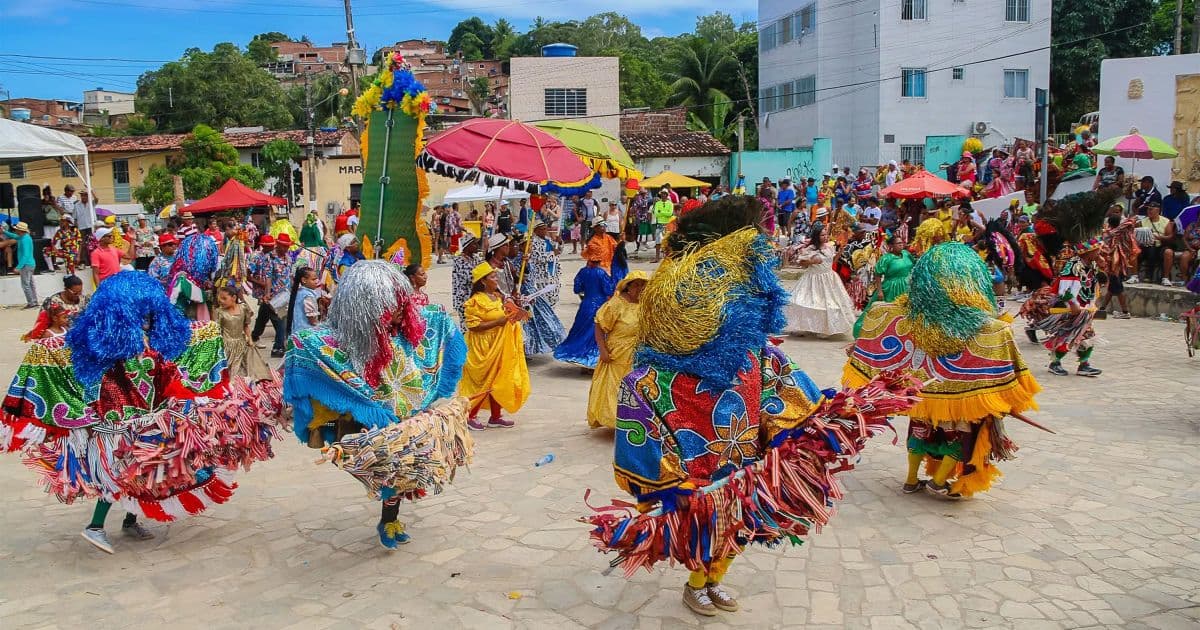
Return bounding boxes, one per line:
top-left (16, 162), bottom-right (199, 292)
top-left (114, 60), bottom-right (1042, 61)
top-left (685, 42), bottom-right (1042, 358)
top-left (416, 119), bottom-right (600, 195)
top-left (879, 170), bottom-right (970, 199)
top-left (185, 178), bottom-right (287, 214)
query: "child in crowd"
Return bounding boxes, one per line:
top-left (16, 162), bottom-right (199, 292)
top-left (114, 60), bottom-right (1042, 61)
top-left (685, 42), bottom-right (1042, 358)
top-left (286, 267), bottom-right (323, 337)
top-left (215, 285), bottom-right (273, 381)
top-left (404, 264), bottom-right (430, 307)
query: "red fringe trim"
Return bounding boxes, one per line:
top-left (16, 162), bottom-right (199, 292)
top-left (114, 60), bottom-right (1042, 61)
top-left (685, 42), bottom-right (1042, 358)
top-left (582, 372), bottom-right (921, 576)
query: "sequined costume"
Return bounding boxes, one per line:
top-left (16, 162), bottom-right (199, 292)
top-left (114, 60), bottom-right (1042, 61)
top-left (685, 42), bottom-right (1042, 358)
top-left (584, 197), bottom-right (919, 598)
top-left (553, 264), bottom-right (612, 369)
top-left (0, 272), bottom-right (285, 526)
top-left (520, 234), bottom-right (566, 356)
top-left (845, 242), bottom-right (1040, 498)
top-left (282, 260), bottom-right (470, 548)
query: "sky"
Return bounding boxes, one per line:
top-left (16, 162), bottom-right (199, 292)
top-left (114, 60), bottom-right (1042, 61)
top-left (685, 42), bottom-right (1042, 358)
top-left (0, 0), bottom-right (757, 101)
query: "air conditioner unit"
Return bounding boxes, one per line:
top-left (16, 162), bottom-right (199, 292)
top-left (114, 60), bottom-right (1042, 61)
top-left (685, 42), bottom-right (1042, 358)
top-left (972, 121), bottom-right (992, 135)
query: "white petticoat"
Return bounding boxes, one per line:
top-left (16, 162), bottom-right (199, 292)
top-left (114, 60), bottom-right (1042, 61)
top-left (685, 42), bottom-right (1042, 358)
top-left (787, 262), bottom-right (857, 336)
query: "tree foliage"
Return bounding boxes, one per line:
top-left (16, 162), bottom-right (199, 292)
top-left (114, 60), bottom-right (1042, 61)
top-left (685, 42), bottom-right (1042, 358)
top-left (247, 31), bottom-right (294, 64)
top-left (448, 17), bottom-right (496, 60)
top-left (259, 138), bottom-right (301, 198)
top-left (133, 124), bottom-right (265, 211)
top-left (136, 42), bottom-right (294, 133)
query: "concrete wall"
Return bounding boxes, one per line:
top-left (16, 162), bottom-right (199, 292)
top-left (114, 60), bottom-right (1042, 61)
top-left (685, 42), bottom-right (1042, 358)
top-left (1, 151), bottom-right (170, 210)
top-left (638, 156), bottom-right (728, 182)
top-left (731, 138), bottom-right (833, 187)
top-left (925, 134), bottom-right (967, 171)
top-left (1099, 54), bottom-right (1200, 195)
top-left (508, 56), bottom-right (620, 137)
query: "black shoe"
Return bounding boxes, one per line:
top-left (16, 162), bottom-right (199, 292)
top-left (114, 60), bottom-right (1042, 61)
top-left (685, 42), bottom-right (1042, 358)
top-left (1048, 362), bottom-right (1068, 376)
top-left (270, 349), bottom-right (285, 359)
top-left (1076, 364), bottom-right (1102, 377)
top-left (1024, 328), bottom-right (1039, 344)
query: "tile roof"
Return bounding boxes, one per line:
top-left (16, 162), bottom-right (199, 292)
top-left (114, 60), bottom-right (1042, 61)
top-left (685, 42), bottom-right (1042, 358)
top-left (620, 131), bottom-right (731, 159)
top-left (82, 129), bottom-right (351, 153)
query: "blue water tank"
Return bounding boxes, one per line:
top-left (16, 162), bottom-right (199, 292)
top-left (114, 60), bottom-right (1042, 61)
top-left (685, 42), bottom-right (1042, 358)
top-left (541, 43), bottom-right (578, 57)
top-left (10, 108), bottom-right (31, 121)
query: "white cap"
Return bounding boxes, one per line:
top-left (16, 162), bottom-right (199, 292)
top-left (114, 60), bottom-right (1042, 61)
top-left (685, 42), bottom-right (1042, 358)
top-left (95, 227), bottom-right (113, 240)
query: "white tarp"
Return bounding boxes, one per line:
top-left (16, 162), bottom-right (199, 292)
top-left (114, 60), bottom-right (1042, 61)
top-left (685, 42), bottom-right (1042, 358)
top-left (441, 183), bottom-right (530, 204)
top-left (0, 118), bottom-right (88, 161)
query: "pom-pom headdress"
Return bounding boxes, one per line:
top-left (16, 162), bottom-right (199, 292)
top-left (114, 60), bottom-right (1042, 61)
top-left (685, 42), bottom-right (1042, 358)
top-left (169, 233), bottom-right (219, 290)
top-left (637, 196), bottom-right (784, 389)
top-left (1042, 188), bottom-right (1118, 245)
top-left (326, 260), bottom-right (426, 387)
top-left (902, 242), bottom-right (997, 356)
top-left (66, 271), bottom-right (192, 389)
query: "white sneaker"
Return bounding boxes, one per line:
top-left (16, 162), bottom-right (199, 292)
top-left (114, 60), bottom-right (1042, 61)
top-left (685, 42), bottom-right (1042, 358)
top-left (1127, 275), bottom-right (1139, 284)
top-left (81, 527), bottom-right (114, 554)
top-left (1162, 278), bottom-right (1173, 286)
top-left (1112, 311), bottom-right (1131, 319)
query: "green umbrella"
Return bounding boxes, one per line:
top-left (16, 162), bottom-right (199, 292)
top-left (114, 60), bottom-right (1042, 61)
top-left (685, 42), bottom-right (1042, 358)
top-left (531, 120), bottom-right (642, 181)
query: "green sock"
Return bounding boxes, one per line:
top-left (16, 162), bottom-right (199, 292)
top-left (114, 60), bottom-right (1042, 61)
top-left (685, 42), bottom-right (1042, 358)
top-left (1052, 350), bottom-right (1067, 362)
top-left (89, 500), bottom-right (112, 530)
top-left (1077, 347), bottom-right (1094, 364)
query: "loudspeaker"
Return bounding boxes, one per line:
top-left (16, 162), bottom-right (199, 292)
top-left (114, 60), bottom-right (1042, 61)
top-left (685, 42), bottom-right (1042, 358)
top-left (0, 183), bottom-right (13, 209)
top-left (17, 192), bottom-right (45, 238)
top-left (16, 184), bottom-right (39, 201)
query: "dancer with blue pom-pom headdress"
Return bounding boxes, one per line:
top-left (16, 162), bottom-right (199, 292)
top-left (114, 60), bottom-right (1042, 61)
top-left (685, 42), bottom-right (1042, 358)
top-left (583, 195), bottom-right (921, 618)
top-left (0, 271), bottom-right (286, 554)
top-left (282, 260), bottom-right (472, 549)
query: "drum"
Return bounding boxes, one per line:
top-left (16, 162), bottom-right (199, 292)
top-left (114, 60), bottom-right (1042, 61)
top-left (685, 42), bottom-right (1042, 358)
top-left (1134, 226), bottom-right (1154, 247)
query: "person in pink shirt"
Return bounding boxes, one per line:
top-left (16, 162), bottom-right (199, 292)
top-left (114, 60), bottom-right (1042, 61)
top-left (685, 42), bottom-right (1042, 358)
top-left (90, 227), bottom-right (124, 285)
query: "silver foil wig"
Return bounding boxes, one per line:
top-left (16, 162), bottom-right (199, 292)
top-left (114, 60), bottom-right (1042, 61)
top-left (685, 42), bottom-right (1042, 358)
top-left (327, 260), bottom-right (414, 374)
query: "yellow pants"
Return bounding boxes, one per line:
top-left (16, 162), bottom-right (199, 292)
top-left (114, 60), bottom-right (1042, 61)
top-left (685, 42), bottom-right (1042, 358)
top-left (687, 556), bottom-right (735, 588)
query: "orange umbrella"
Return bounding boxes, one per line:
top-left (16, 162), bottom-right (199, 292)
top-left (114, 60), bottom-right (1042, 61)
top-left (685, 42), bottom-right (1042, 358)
top-left (879, 170), bottom-right (970, 199)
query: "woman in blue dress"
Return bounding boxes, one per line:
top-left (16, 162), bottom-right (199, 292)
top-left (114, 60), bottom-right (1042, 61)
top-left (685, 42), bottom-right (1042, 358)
top-left (521, 221), bottom-right (567, 356)
top-left (553, 251), bottom-right (612, 370)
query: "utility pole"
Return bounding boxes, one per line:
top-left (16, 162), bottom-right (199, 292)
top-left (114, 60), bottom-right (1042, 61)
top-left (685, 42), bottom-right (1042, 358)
top-left (1174, 0), bottom-right (1184, 54)
top-left (305, 74), bottom-right (317, 212)
top-left (343, 0), bottom-right (365, 134)
top-left (736, 115), bottom-right (745, 186)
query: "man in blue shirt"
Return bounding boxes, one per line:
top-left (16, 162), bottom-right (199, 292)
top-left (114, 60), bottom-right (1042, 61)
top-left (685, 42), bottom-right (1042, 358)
top-left (805, 177), bottom-right (819, 206)
top-left (3, 221), bottom-right (38, 308)
top-left (1162, 180), bottom-right (1192, 221)
top-left (776, 178), bottom-right (797, 237)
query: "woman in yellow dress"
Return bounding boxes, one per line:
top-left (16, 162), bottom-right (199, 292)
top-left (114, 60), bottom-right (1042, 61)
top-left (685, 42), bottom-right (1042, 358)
top-left (461, 262), bottom-right (530, 430)
top-left (586, 271), bottom-right (649, 429)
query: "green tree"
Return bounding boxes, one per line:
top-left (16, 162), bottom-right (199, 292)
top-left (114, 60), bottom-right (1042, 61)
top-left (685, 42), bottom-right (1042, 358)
top-left (247, 31), bottom-right (294, 64)
top-left (1050, 0), bottom-right (1157, 128)
top-left (467, 76), bottom-right (491, 115)
top-left (1150, 0), bottom-right (1196, 53)
top-left (124, 114), bottom-right (157, 136)
top-left (136, 43), bottom-right (293, 132)
top-left (695, 12), bottom-right (739, 48)
top-left (285, 73), bottom-right (350, 131)
top-left (448, 17), bottom-right (495, 59)
top-left (258, 138), bottom-right (302, 198)
top-left (133, 124), bottom-right (265, 211)
top-left (620, 52), bottom-right (670, 109)
top-left (491, 19), bottom-right (518, 61)
top-left (667, 37), bottom-right (739, 133)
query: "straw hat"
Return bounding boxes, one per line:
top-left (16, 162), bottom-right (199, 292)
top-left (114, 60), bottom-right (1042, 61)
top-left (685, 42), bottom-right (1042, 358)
top-left (13, 222), bottom-right (29, 233)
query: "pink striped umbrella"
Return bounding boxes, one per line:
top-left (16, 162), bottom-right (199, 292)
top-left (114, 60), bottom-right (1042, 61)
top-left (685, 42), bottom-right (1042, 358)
top-left (1093, 129), bottom-right (1178, 160)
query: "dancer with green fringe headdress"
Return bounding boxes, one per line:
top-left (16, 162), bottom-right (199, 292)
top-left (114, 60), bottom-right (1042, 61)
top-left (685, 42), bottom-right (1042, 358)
top-left (845, 241), bottom-right (1042, 499)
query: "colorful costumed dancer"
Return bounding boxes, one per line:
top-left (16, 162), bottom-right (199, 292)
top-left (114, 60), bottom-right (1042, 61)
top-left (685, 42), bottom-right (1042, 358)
top-left (584, 197), bottom-right (920, 617)
top-left (1032, 193), bottom-right (1113, 377)
top-left (268, 207), bottom-right (300, 251)
top-left (553, 252), bottom-right (613, 369)
top-left (585, 270), bottom-right (649, 429)
top-left (167, 233), bottom-right (220, 321)
top-left (0, 272), bottom-right (285, 554)
top-left (283, 260), bottom-right (470, 548)
top-left (787, 222), bottom-right (857, 337)
top-left (845, 242), bottom-right (1041, 499)
top-left (519, 220), bottom-right (566, 356)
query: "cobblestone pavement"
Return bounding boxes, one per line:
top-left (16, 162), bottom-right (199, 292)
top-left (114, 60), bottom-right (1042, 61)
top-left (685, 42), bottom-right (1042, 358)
top-left (1, 256), bottom-right (1197, 630)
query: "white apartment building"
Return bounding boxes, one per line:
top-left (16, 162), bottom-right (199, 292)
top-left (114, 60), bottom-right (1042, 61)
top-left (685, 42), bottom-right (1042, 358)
top-left (508, 49), bottom-right (620, 138)
top-left (757, 0), bottom-right (1050, 171)
top-left (83, 88), bottom-right (136, 115)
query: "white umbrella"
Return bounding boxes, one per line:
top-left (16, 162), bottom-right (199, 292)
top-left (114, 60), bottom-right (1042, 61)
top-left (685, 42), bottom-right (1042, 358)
top-left (441, 183), bottom-right (530, 204)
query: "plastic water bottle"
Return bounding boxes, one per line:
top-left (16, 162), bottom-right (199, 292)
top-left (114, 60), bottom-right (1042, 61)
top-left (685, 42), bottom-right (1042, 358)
top-left (534, 453), bottom-right (555, 467)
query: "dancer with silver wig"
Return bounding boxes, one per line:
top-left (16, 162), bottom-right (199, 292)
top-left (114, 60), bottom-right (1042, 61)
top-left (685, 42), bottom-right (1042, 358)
top-left (283, 260), bottom-right (472, 548)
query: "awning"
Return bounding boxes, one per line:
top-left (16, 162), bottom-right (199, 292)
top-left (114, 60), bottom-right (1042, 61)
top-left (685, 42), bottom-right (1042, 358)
top-left (0, 118), bottom-right (88, 161)
top-left (184, 178), bottom-right (287, 214)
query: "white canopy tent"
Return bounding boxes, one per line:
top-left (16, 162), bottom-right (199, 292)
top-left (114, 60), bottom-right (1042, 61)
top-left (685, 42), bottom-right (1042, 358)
top-left (441, 183), bottom-right (530, 204)
top-left (0, 118), bottom-right (95, 225)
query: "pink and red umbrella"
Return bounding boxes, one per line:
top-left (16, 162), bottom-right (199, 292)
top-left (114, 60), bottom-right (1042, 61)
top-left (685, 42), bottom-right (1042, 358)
top-left (416, 118), bottom-right (600, 195)
top-left (1092, 129), bottom-right (1179, 160)
top-left (878, 169), bottom-right (970, 199)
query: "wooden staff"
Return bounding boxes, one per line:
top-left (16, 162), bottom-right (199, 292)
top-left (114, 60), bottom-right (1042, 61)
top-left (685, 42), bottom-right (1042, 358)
top-left (1008, 410), bottom-right (1056, 434)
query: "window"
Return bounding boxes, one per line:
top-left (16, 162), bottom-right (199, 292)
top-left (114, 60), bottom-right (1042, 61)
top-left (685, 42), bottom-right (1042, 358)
top-left (795, 75), bottom-right (816, 107)
top-left (777, 15), bottom-right (794, 46)
top-left (61, 160), bottom-right (75, 177)
top-left (8, 162), bottom-right (25, 179)
top-left (760, 23), bottom-right (777, 52)
top-left (104, 95), bottom-right (113, 102)
top-left (952, 67), bottom-right (965, 80)
top-left (544, 88), bottom-right (587, 117)
top-left (250, 152), bottom-right (263, 169)
top-left (1005, 0), bottom-right (1030, 22)
top-left (112, 159), bottom-right (131, 202)
top-left (1003, 69), bottom-right (1029, 98)
top-left (798, 4), bottom-right (816, 34)
top-left (901, 145), bottom-right (925, 165)
top-left (781, 82), bottom-right (795, 109)
top-left (760, 85), bottom-right (778, 113)
top-left (901, 67), bottom-right (927, 97)
top-left (901, 0), bottom-right (926, 20)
